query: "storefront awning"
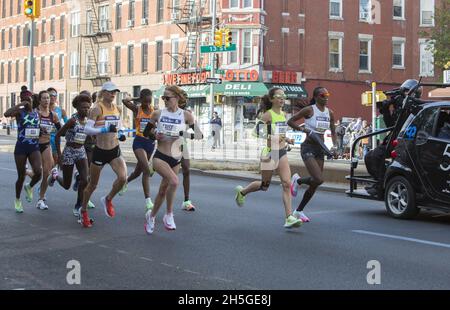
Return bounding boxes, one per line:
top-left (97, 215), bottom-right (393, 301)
top-left (265, 83), bottom-right (308, 99)
top-left (429, 87), bottom-right (450, 98)
top-left (153, 84), bottom-right (211, 99)
top-left (215, 82), bottom-right (268, 97)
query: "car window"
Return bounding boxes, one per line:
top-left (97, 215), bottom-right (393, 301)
top-left (411, 106), bottom-right (440, 136)
top-left (435, 107), bottom-right (450, 140)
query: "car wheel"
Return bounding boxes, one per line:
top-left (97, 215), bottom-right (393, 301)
top-left (385, 176), bottom-right (419, 219)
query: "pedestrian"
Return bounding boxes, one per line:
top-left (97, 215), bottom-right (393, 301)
top-left (335, 119), bottom-right (346, 157)
top-left (51, 94), bottom-right (92, 224)
top-left (210, 112), bottom-right (222, 149)
top-left (35, 90), bottom-right (61, 210)
top-left (118, 89), bottom-right (156, 211)
top-left (234, 87), bottom-right (302, 229)
top-left (81, 82), bottom-right (126, 227)
top-left (4, 96), bottom-right (42, 212)
top-left (288, 87), bottom-right (337, 222)
top-left (143, 85), bottom-right (197, 234)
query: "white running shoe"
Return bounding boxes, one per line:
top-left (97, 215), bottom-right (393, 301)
top-left (290, 173), bottom-right (300, 197)
top-left (144, 210), bottom-right (155, 235)
top-left (293, 210), bottom-right (310, 222)
top-left (36, 199), bottom-right (48, 210)
top-left (48, 168), bottom-right (59, 187)
top-left (163, 213), bottom-right (176, 230)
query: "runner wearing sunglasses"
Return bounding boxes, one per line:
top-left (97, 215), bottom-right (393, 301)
top-left (287, 87), bottom-right (337, 222)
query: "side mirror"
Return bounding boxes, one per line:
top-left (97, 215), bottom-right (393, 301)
top-left (415, 131), bottom-right (429, 146)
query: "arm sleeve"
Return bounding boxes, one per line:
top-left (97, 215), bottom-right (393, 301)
top-left (83, 119), bottom-right (108, 135)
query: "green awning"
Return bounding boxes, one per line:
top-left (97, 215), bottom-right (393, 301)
top-left (215, 82), bottom-right (268, 97)
top-left (265, 83), bottom-right (308, 99)
top-left (153, 84), bottom-right (211, 98)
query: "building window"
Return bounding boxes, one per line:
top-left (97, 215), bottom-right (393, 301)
top-left (40, 57), bottom-right (45, 80)
top-left (8, 28), bottom-right (12, 48)
top-left (50, 18), bottom-right (55, 39)
top-left (17, 0), bottom-right (21, 15)
top-left (392, 39), bottom-right (405, 68)
top-left (115, 46), bottom-right (121, 74)
top-left (23, 25), bottom-right (29, 46)
top-left (15, 26), bottom-right (20, 48)
top-left (99, 5), bottom-right (109, 32)
top-left (1, 29), bottom-right (4, 50)
top-left (156, 41), bottom-right (163, 71)
top-left (70, 52), bottom-right (79, 77)
top-left (99, 48), bottom-right (108, 75)
top-left (86, 10), bottom-right (94, 35)
top-left (128, 45), bottom-right (134, 74)
top-left (9, 0), bottom-right (13, 16)
top-left (59, 54), bottom-right (64, 79)
top-left (229, 31), bottom-right (238, 64)
top-left (420, 0), bottom-right (435, 26)
top-left (242, 31), bottom-right (251, 64)
top-left (116, 3), bottom-right (122, 29)
top-left (7, 61), bottom-right (12, 83)
top-left (230, 0), bottom-right (239, 8)
top-left (359, 0), bottom-right (371, 22)
top-left (49, 55), bottom-right (54, 80)
top-left (15, 60), bottom-right (19, 83)
top-left (71, 12), bottom-right (80, 37)
top-left (243, 0), bottom-right (252, 8)
top-left (129, 0), bottom-right (135, 22)
top-left (393, 0), bottom-right (405, 19)
top-left (41, 20), bottom-right (46, 43)
top-left (0, 63), bottom-right (4, 84)
top-left (329, 0), bottom-right (342, 19)
top-left (157, 0), bottom-right (164, 23)
top-left (60, 15), bottom-right (65, 40)
top-left (24, 59), bottom-right (27, 82)
top-left (359, 39), bottom-right (371, 72)
top-left (1, 1), bottom-right (5, 18)
top-left (142, 0), bottom-right (149, 19)
top-left (141, 42), bottom-right (148, 72)
top-left (171, 39), bottom-right (179, 70)
top-left (419, 40), bottom-right (434, 76)
top-left (329, 37), bottom-right (342, 70)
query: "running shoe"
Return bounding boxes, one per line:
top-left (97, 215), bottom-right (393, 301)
top-left (293, 210), bottom-right (310, 223)
top-left (78, 210), bottom-right (93, 228)
top-left (72, 172), bottom-right (80, 191)
top-left (290, 173), bottom-right (301, 197)
top-left (144, 210), bottom-right (155, 234)
top-left (101, 196), bottom-right (115, 218)
top-left (235, 186), bottom-right (245, 207)
top-left (145, 198), bottom-right (154, 211)
top-left (14, 199), bottom-right (23, 213)
top-left (73, 204), bottom-right (82, 217)
top-left (24, 183), bottom-right (33, 203)
top-left (182, 200), bottom-right (196, 211)
top-left (87, 200), bottom-right (95, 209)
top-left (48, 168), bottom-right (58, 187)
top-left (36, 199), bottom-right (48, 210)
top-left (163, 213), bottom-right (176, 230)
top-left (284, 215), bottom-right (303, 229)
top-left (148, 163), bottom-right (155, 177)
top-left (118, 182), bottom-right (128, 196)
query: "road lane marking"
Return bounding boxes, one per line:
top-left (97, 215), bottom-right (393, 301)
top-left (116, 249), bottom-right (129, 255)
top-left (353, 230), bottom-right (450, 249)
top-left (139, 257), bottom-right (153, 262)
top-left (0, 167), bottom-right (16, 172)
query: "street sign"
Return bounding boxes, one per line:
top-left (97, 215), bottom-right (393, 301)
top-left (206, 78), bottom-right (222, 84)
top-left (215, 69), bottom-right (225, 75)
top-left (444, 70), bottom-right (450, 84)
top-left (200, 44), bottom-right (237, 53)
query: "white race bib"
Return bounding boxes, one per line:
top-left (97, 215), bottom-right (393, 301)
top-left (41, 123), bottom-right (54, 134)
top-left (140, 121), bottom-right (149, 133)
top-left (25, 128), bottom-right (40, 139)
top-left (74, 132), bottom-right (87, 144)
top-left (316, 121), bottom-right (330, 133)
top-left (161, 123), bottom-right (179, 137)
top-left (274, 122), bottom-right (288, 136)
top-left (104, 120), bottom-right (119, 129)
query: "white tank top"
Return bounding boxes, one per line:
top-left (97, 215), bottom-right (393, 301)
top-left (304, 105), bottom-right (331, 134)
top-left (157, 108), bottom-right (186, 141)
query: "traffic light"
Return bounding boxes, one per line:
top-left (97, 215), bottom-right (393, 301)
top-left (214, 29), bottom-right (223, 47)
top-left (24, 0), bottom-right (40, 19)
top-left (224, 29), bottom-right (232, 48)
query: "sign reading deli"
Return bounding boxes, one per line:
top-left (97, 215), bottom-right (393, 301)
top-left (163, 71), bottom-right (211, 85)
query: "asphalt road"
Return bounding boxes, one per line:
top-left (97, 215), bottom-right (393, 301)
top-left (0, 151), bottom-right (450, 290)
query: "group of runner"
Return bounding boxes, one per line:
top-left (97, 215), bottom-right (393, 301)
top-left (6, 82), bottom-right (336, 232)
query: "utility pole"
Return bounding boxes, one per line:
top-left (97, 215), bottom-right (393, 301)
top-left (209, 0), bottom-right (217, 120)
top-left (371, 82), bottom-right (377, 149)
top-left (27, 20), bottom-right (36, 91)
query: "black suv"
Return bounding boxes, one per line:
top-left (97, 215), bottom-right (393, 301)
top-left (347, 82), bottom-right (450, 219)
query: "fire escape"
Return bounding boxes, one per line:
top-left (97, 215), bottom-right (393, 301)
top-left (170, 0), bottom-right (213, 71)
top-left (80, 0), bottom-right (113, 87)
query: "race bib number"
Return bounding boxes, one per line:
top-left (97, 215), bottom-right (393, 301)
top-left (25, 128), bottom-right (40, 139)
top-left (161, 123), bottom-right (179, 137)
top-left (274, 122), bottom-right (288, 136)
top-left (140, 121), bottom-right (149, 133)
top-left (104, 120), bottom-right (119, 129)
top-left (316, 121), bottom-right (330, 133)
top-left (74, 132), bottom-right (87, 144)
top-left (41, 123), bottom-right (54, 134)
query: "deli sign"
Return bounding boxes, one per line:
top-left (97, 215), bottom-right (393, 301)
top-left (163, 71), bottom-right (211, 85)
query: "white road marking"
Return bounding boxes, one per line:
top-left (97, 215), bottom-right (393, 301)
top-left (98, 244), bottom-right (110, 249)
top-left (0, 167), bottom-right (16, 172)
top-left (139, 257), bottom-right (153, 262)
top-left (116, 250), bottom-right (128, 255)
top-left (353, 230), bottom-right (450, 249)
top-left (161, 262), bottom-right (174, 268)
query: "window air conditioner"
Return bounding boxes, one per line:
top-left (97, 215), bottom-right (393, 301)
top-left (171, 12), bottom-right (179, 20)
top-left (49, 35), bottom-right (55, 42)
top-left (141, 18), bottom-right (148, 25)
top-left (127, 20), bottom-right (135, 27)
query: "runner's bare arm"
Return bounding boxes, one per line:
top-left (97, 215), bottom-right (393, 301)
top-left (287, 106), bottom-right (313, 133)
top-left (55, 118), bottom-right (76, 159)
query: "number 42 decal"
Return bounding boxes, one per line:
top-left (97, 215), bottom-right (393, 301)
top-left (441, 144), bottom-right (450, 171)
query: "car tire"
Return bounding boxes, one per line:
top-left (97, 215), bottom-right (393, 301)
top-left (385, 176), bottom-right (419, 219)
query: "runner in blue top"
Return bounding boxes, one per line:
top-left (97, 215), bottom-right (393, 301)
top-left (48, 87), bottom-right (68, 167)
top-left (4, 95), bottom-right (42, 213)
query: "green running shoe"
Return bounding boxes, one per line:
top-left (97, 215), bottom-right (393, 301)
top-left (145, 198), bottom-right (154, 211)
top-left (284, 215), bottom-right (303, 229)
top-left (149, 164), bottom-right (155, 177)
top-left (87, 200), bottom-right (95, 209)
top-left (235, 186), bottom-right (245, 207)
top-left (118, 182), bottom-right (128, 196)
top-left (15, 199), bottom-right (23, 213)
top-left (24, 183), bottom-right (33, 203)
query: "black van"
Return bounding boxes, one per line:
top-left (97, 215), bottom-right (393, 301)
top-left (347, 82), bottom-right (450, 219)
